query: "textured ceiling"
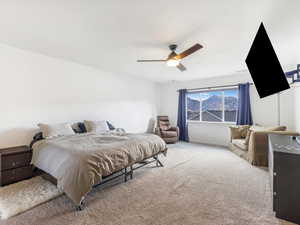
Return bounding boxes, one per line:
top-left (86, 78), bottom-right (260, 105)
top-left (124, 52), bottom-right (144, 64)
top-left (0, 0), bottom-right (299, 82)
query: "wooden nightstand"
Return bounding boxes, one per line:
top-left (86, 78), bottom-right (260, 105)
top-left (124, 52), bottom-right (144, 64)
top-left (0, 145), bottom-right (33, 186)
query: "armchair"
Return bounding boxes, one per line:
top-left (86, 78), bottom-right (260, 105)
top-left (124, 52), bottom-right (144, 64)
top-left (155, 116), bottom-right (179, 144)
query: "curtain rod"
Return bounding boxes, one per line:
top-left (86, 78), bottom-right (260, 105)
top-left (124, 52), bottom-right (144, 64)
top-left (177, 83), bottom-right (254, 92)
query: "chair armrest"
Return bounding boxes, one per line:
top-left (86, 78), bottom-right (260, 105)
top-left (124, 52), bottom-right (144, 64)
top-left (263, 130), bottom-right (299, 136)
top-left (248, 131), bottom-right (268, 166)
top-left (168, 126), bottom-right (179, 135)
top-left (248, 131), bottom-right (268, 152)
top-left (248, 130), bottom-right (299, 166)
top-left (250, 130), bottom-right (299, 142)
top-left (168, 126), bottom-right (178, 131)
top-left (155, 127), bottom-right (161, 137)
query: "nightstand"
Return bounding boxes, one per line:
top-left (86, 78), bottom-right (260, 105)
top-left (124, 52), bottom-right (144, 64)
top-left (0, 145), bottom-right (33, 186)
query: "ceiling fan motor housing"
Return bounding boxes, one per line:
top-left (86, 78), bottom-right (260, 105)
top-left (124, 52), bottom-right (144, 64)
top-left (169, 44), bottom-right (177, 51)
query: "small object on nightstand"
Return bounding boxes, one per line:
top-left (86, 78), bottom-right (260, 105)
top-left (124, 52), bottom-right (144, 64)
top-left (0, 145), bottom-right (33, 186)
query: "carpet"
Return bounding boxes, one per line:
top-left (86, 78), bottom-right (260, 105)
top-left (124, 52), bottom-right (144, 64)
top-left (0, 176), bottom-right (62, 219)
top-left (0, 142), bottom-right (295, 225)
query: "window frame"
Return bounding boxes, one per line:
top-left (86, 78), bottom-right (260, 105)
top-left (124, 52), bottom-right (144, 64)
top-left (186, 87), bottom-right (239, 124)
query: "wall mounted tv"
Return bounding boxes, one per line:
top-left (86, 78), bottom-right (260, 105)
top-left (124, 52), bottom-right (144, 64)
top-left (245, 22), bottom-right (290, 98)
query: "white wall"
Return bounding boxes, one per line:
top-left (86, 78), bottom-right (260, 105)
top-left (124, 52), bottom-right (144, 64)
top-left (293, 84), bottom-right (300, 133)
top-left (1, 42), bottom-right (296, 148)
top-left (0, 44), bottom-right (160, 148)
top-left (159, 73), bottom-right (295, 146)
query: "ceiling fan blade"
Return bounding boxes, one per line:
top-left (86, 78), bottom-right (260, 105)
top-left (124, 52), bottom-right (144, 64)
top-left (177, 63), bottom-right (187, 72)
top-left (174, 43), bottom-right (203, 60)
top-left (137, 59), bottom-right (166, 62)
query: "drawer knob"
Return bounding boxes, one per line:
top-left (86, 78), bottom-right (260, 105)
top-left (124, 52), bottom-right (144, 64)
top-left (274, 192), bottom-right (277, 196)
top-left (273, 172), bottom-right (277, 176)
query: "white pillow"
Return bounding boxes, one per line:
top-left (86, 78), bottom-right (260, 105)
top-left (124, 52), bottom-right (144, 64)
top-left (38, 122), bottom-right (75, 138)
top-left (84, 120), bottom-right (109, 133)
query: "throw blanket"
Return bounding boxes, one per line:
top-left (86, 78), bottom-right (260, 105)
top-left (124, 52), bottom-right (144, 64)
top-left (31, 132), bottom-right (167, 205)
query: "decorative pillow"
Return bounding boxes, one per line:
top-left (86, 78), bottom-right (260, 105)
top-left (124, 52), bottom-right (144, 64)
top-left (230, 127), bottom-right (242, 139)
top-left (33, 132), bottom-right (43, 140)
top-left (239, 125), bottom-right (250, 138)
top-left (72, 123), bottom-right (82, 133)
top-left (106, 121), bottom-right (115, 130)
top-left (230, 125), bottom-right (250, 139)
top-left (78, 122), bottom-right (87, 133)
top-left (38, 123), bottom-right (75, 138)
top-left (30, 132), bottom-right (44, 149)
top-left (84, 120), bottom-right (109, 133)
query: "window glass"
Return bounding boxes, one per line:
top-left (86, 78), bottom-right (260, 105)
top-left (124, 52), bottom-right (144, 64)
top-left (187, 92), bottom-right (200, 120)
top-left (186, 88), bottom-right (238, 123)
top-left (224, 89), bottom-right (238, 122)
top-left (201, 91), bottom-right (223, 122)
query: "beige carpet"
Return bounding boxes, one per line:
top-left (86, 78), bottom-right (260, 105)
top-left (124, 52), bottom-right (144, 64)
top-left (0, 142), bottom-right (295, 225)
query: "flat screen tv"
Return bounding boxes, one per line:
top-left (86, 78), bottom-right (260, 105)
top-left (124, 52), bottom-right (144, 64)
top-left (245, 22), bottom-right (290, 98)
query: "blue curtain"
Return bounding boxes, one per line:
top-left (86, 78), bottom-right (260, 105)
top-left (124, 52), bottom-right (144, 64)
top-left (177, 89), bottom-right (189, 141)
top-left (237, 83), bottom-right (253, 125)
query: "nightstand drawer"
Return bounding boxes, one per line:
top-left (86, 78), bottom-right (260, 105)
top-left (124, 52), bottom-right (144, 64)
top-left (1, 166), bottom-right (33, 186)
top-left (1, 153), bottom-right (32, 170)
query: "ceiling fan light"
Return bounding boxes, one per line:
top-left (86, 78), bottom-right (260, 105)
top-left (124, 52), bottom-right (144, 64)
top-left (166, 59), bottom-right (180, 67)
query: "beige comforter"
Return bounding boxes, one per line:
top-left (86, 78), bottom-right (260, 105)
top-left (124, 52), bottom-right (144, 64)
top-left (31, 132), bottom-right (167, 205)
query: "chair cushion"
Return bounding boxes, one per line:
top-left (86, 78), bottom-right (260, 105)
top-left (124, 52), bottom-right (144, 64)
top-left (161, 130), bottom-right (178, 138)
top-left (232, 138), bottom-right (247, 151)
top-left (159, 121), bottom-right (171, 131)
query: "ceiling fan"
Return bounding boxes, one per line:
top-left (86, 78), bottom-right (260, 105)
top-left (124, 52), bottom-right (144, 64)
top-left (137, 43), bottom-right (203, 72)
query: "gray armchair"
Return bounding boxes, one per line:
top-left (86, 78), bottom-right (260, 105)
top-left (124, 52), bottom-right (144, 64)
top-left (155, 116), bottom-right (179, 144)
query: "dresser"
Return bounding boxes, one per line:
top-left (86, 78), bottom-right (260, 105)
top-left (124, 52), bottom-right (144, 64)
top-left (268, 134), bottom-right (300, 224)
top-left (0, 145), bottom-right (33, 186)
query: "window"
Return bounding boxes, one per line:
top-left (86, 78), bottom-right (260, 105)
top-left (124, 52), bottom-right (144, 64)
top-left (187, 89), bottom-right (238, 123)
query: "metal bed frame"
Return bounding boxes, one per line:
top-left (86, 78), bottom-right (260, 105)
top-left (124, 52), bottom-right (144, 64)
top-left (75, 150), bottom-right (166, 210)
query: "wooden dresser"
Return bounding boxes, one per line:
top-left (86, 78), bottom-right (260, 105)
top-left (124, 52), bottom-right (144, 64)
top-left (0, 145), bottom-right (33, 186)
top-left (268, 134), bottom-right (300, 224)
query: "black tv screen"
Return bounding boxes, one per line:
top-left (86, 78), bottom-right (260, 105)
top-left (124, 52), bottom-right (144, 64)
top-left (245, 23), bottom-right (290, 98)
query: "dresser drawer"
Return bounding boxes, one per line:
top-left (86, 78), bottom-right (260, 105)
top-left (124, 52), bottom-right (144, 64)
top-left (1, 152), bottom-right (32, 171)
top-left (1, 166), bottom-right (33, 186)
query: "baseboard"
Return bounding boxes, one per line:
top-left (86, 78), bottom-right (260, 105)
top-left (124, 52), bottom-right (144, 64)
top-left (189, 140), bottom-right (228, 148)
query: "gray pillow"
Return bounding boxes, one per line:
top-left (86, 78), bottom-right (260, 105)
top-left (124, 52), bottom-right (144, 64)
top-left (84, 120), bottom-right (109, 133)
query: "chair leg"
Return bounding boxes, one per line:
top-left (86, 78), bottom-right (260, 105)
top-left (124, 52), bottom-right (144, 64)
top-left (130, 165), bottom-right (133, 179)
top-left (76, 199), bottom-right (85, 211)
top-left (154, 155), bottom-right (164, 167)
top-left (124, 167), bottom-right (127, 182)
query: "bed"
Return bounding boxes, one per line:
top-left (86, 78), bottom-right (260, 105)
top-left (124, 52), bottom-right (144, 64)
top-left (30, 131), bottom-right (167, 209)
